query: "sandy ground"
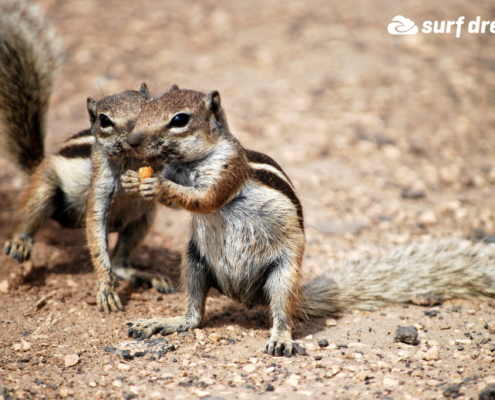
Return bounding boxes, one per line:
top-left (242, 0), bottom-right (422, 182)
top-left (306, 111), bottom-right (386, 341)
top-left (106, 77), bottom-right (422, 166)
top-left (1, 0), bottom-right (495, 399)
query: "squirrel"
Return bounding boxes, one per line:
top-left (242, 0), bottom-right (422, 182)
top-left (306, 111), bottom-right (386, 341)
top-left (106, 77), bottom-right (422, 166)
top-left (120, 86), bottom-right (495, 357)
top-left (0, 0), bottom-right (173, 312)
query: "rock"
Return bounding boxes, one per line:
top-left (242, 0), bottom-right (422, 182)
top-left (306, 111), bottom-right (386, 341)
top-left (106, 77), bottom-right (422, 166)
top-left (354, 371), bottom-right (370, 381)
top-left (284, 374), bottom-right (301, 387)
top-left (318, 339), bottom-right (329, 348)
top-left (0, 280), bottom-right (9, 293)
top-left (242, 364), bottom-right (256, 373)
top-left (325, 319), bottom-right (338, 327)
top-left (383, 376), bottom-right (399, 386)
top-left (411, 369), bottom-right (423, 378)
top-left (486, 322), bottom-right (495, 331)
top-left (20, 340), bottom-right (31, 351)
top-left (401, 187), bottom-right (426, 199)
top-left (417, 209), bottom-right (437, 226)
top-left (326, 366), bottom-right (342, 378)
top-left (194, 329), bottom-right (206, 341)
top-left (64, 354), bottom-right (79, 367)
top-left (411, 294), bottom-right (444, 306)
top-left (306, 343), bottom-right (316, 351)
top-left (479, 384), bottom-right (495, 400)
top-left (394, 326), bottom-right (419, 345)
top-left (424, 309), bottom-right (440, 317)
top-left (104, 338), bottom-right (175, 359)
top-left (208, 333), bottom-right (222, 343)
top-left (423, 346), bottom-right (440, 361)
top-left (443, 383), bottom-right (463, 398)
top-left (117, 363), bottom-right (131, 371)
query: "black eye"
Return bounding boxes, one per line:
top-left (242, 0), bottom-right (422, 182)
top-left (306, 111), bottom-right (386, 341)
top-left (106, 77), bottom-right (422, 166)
top-left (99, 114), bottom-right (113, 128)
top-left (169, 113), bottom-right (190, 128)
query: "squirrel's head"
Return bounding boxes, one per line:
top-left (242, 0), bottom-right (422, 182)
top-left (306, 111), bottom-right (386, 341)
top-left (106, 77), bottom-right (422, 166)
top-left (87, 83), bottom-right (151, 158)
top-left (126, 86), bottom-right (228, 166)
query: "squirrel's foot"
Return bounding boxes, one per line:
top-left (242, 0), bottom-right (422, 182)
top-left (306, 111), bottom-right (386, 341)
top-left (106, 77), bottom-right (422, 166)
top-left (4, 235), bottom-right (32, 262)
top-left (150, 275), bottom-right (174, 294)
top-left (112, 265), bottom-right (175, 294)
top-left (96, 281), bottom-right (123, 313)
top-left (265, 332), bottom-right (307, 357)
top-left (127, 316), bottom-right (194, 339)
top-left (121, 170), bottom-right (140, 193)
top-left (138, 176), bottom-right (163, 201)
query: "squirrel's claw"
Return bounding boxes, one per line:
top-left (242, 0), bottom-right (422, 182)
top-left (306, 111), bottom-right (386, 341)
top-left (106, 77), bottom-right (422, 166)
top-left (265, 334), bottom-right (307, 357)
top-left (96, 282), bottom-right (123, 313)
top-left (121, 170), bottom-right (140, 193)
top-left (4, 238), bottom-right (32, 263)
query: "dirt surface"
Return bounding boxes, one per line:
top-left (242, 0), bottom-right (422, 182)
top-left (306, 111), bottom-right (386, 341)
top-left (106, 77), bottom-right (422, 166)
top-left (2, 0), bottom-right (495, 399)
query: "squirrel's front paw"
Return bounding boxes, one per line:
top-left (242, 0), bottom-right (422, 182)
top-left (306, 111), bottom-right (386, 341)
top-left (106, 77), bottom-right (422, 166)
top-left (265, 333), bottom-right (307, 357)
top-left (96, 281), bottom-right (123, 313)
top-left (4, 235), bottom-right (32, 262)
top-left (121, 170), bottom-right (140, 193)
top-left (139, 176), bottom-right (163, 201)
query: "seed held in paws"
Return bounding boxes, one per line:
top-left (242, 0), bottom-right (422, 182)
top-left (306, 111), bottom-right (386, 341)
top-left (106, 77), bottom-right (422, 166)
top-left (139, 166), bottom-right (154, 180)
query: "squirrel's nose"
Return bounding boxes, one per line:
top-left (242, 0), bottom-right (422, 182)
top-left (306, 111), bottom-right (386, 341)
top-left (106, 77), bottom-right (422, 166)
top-left (127, 132), bottom-right (145, 147)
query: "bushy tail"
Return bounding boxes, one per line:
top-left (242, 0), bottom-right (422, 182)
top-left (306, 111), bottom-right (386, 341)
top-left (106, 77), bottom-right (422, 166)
top-left (0, 0), bottom-right (62, 175)
top-left (297, 239), bottom-right (495, 318)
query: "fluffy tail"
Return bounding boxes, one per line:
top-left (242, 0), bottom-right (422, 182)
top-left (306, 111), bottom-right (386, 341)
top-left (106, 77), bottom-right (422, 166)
top-left (0, 0), bottom-right (62, 175)
top-left (297, 238), bottom-right (495, 318)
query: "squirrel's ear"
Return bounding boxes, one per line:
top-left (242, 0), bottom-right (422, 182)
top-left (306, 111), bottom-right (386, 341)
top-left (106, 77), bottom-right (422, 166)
top-left (206, 90), bottom-right (221, 113)
top-left (139, 83), bottom-right (151, 100)
top-left (206, 91), bottom-right (222, 124)
top-left (169, 84), bottom-right (179, 92)
top-left (87, 97), bottom-right (97, 125)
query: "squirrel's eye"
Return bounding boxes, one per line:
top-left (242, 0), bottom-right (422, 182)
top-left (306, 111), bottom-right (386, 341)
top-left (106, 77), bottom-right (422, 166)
top-left (99, 114), bottom-right (113, 128)
top-left (169, 113), bottom-right (190, 128)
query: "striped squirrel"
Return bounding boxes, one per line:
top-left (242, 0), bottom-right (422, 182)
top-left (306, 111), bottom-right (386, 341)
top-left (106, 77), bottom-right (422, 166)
top-left (120, 87), bottom-right (495, 357)
top-left (0, 0), bottom-right (173, 312)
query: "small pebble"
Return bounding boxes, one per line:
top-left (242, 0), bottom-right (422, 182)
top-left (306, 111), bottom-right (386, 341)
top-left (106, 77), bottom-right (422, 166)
top-left (423, 346), bottom-right (440, 361)
top-left (394, 326), bottom-right (419, 345)
top-left (117, 363), bottom-right (131, 371)
top-left (64, 354), bottom-right (79, 368)
top-left (318, 339), bottom-right (329, 348)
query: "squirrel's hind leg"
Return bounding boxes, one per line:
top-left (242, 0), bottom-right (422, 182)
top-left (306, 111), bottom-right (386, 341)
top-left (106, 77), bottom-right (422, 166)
top-left (111, 209), bottom-right (174, 294)
top-left (264, 255), bottom-right (306, 357)
top-left (4, 160), bottom-right (58, 262)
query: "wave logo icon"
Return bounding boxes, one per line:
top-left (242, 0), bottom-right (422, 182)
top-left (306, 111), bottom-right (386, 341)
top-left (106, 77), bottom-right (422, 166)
top-left (388, 15), bottom-right (419, 35)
